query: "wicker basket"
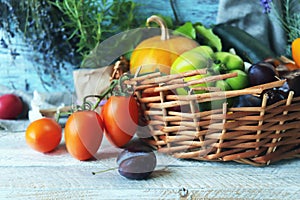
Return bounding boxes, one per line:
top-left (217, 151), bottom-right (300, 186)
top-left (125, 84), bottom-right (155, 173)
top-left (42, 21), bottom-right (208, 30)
top-left (125, 69), bottom-right (300, 166)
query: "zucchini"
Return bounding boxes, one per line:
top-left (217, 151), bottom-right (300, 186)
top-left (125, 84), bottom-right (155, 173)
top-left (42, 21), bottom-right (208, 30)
top-left (212, 23), bottom-right (277, 64)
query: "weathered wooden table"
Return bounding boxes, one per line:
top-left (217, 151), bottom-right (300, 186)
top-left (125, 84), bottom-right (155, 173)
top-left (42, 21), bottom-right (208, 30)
top-left (1, 120), bottom-right (300, 199)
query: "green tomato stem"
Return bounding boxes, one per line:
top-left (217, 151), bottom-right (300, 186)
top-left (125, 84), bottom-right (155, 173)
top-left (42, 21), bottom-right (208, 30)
top-left (115, 73), bottom-right (133, 96)
top-left (54, 111), bottom-right (73, 123)
top-left (55, 112), bottom-right (60, 123)
top-left (82, 73), bottom-right (133, 110)
top-left (92, 167), bottom-right (118, 175)
top-left (53, 73), bottom-right (134, 123)
top-left (83, 79), bottom-right (119, 110)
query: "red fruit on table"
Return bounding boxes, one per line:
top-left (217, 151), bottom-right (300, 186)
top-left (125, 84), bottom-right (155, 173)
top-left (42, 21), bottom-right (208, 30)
top-left (0, 94), bottom-right (23, 119)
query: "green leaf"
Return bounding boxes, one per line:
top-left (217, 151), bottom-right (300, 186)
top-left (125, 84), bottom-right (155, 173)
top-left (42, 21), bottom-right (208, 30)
top-left (194, 23), bottom-right (222, 52)
top-left (173, 22), bottom-right (196, 40)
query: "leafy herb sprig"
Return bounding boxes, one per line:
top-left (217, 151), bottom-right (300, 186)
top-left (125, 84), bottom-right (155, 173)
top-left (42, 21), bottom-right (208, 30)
top-left (0, 0), bottom-right (142, 91)
top-left (261, 0), bottom-right (300, 57)
top-left (278, 0), bottom-right (300, 53)
top-left (50, 0), bottom-right (142, 61)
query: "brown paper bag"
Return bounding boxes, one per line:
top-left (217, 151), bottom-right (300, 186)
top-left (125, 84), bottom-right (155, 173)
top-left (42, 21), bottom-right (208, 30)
top-left (73, 66), bottom-right (113, 104)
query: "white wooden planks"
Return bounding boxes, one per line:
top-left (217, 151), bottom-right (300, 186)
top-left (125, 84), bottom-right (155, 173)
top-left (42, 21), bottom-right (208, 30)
top-left (1, 129), bottom-right (300, 199)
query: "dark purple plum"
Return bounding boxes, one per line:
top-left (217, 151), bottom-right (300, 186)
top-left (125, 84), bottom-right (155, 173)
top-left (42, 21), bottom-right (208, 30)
top-left (248, 62), bottom-right (278, 86)
top-left (117, 144), bottom-right (156, 180)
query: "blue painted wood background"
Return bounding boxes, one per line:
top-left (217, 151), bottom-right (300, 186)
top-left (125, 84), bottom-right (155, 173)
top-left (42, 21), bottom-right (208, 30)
top-left (0, 0), bottom-right (219, 93)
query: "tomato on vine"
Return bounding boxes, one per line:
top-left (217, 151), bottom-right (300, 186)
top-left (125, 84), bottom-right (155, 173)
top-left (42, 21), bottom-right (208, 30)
top-left (87, 73), bottom-right (139, 148)
top-left (25, 118), bottom-right (62, 153)
top-left (101, 95), bottom-right (139, 148)
top-left (64, 110), bottom-right (104, 161)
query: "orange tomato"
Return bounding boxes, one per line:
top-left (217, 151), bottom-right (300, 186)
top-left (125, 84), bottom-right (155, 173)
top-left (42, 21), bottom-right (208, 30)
top-left (25, 118), bottom-right (62, 153)
top-left (101, 96), bottom-right (139, 148)
top-left (64, 111), bottom-right (104, 161)
top-left (292, 38), bottom-right (300, 68)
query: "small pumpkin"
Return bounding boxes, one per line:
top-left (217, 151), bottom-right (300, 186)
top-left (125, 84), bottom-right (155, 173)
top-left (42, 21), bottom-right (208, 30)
top-left (130, 15), bottom-right (199, 75)
top-left (292, 38), bottom-right (300, 68)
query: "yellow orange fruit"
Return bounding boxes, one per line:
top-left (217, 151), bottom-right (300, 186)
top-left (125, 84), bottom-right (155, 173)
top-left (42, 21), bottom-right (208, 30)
top-left (291, 38), bottom-right (300, 68)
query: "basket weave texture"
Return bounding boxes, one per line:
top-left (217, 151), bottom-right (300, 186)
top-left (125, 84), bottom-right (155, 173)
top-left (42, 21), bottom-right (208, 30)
top-left (125, 69), bottom-right (300, 166)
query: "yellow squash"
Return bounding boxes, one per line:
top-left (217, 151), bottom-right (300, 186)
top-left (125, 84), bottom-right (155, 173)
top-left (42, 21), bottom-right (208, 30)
top-left (292, 38), bottom-right (300, 68)
top-left (130, 15), bottom-right (199, 75)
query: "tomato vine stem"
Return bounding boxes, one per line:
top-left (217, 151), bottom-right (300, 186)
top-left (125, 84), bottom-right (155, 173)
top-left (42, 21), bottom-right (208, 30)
top-left (55, 73), bottom-right (134, 123)
top-left (83, 79), bottom-right (119, 110)
top-left (92, 167), bottom-right (118, 175)
top-left (82, 73), bottom-right (134, 111)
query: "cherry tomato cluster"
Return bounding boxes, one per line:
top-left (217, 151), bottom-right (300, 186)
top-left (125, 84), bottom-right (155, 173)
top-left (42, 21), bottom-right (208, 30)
top-left (25, 76), bottom-right (140, 161)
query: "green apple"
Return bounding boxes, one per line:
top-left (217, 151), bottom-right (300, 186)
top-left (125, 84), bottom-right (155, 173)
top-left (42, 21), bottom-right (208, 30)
top-left (175, 74), bottom-right (210, 95)
top-left (171, 50), bottom-right (213, 74)
top-left (190, 45), bottom-right (215, 59)
top-left (171, 50), bottom-right (214, 95)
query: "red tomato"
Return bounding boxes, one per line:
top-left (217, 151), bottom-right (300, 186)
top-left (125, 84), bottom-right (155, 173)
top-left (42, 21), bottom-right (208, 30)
top-left (25, 118), bottom-right (62, 153)
top-left (64, 110), bottom-right (104, 161)
top-left (0, 94), bottom-right (23, 119)
top-left (101, 96), bottom-right (139, 148)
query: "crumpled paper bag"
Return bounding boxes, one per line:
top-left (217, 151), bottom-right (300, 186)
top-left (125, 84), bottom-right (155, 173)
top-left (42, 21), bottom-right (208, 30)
top-left (73, 66), bottom-right (113, 104)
